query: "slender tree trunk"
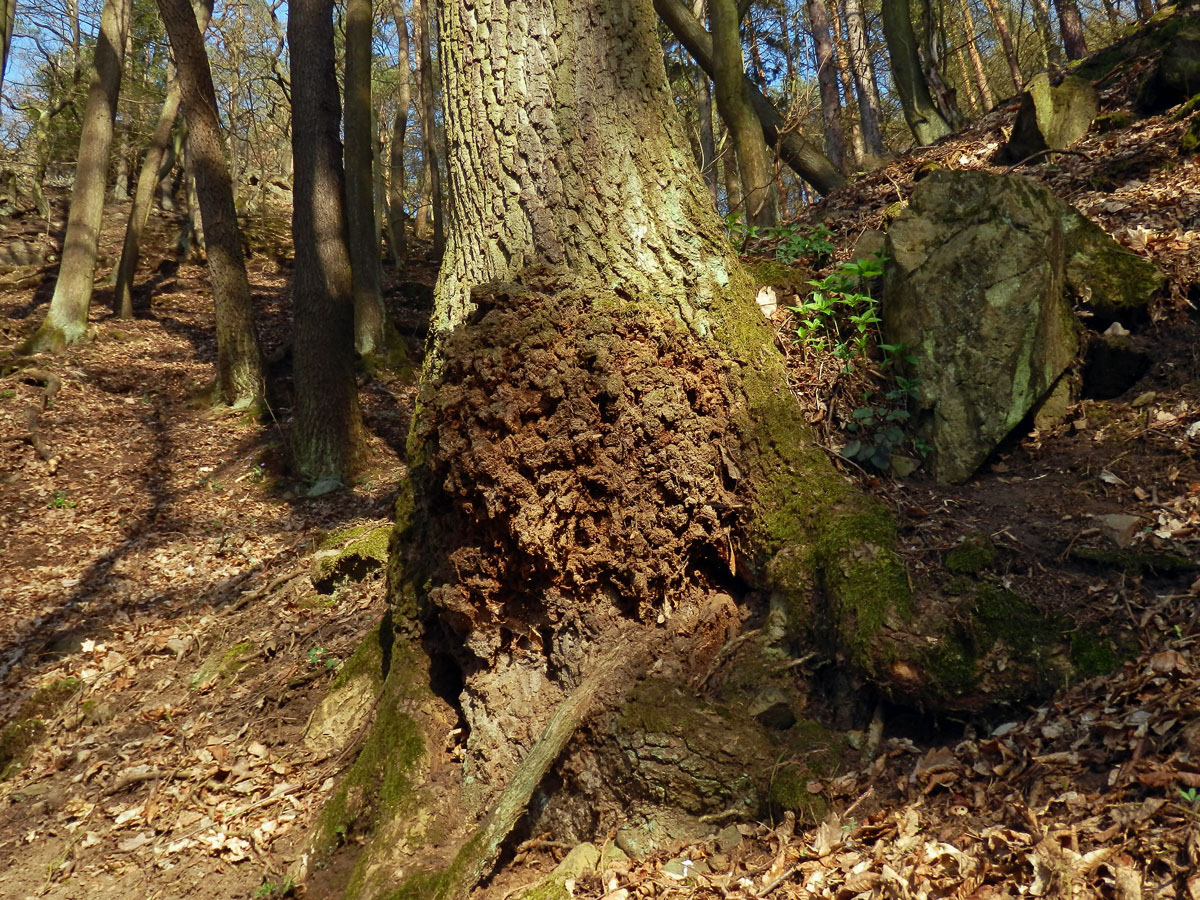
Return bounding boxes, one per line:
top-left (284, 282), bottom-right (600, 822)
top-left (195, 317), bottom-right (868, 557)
top-left (807, 0), bottom-right (850, 173)
top-left (114, 0), bottom-right (213, 319)
top-left (112, 122), bottom-right (131, 201)
top-left (114, 73), bottom-right (183, 317)
top-left (721, 138), bottom-right (743, 217)
top-left (920, 0), bottom-right (966, 127)
top-left (957, 0), bottom-right (995, 110)
top-left (155, 0), bottom-right (266, 409)
top-left (979, 0), bottom-right (1023, 92)
top-left (954, 44), bottom-right (980, 113)
top-left (830, 1), bottom-right (866, 166)
top-left (289, 0), bottom-right (366, 489)
top-left (22, 0), bottom-right (131, 352)
top-left (411, 0), bottom-right (444, 255)
top-left (655, 0), bottom-right (844, 194)
top-left (710, 0), bottom-right (778, 226)
top-left (1053, 0), bottom-right (1088, 60)
top-left (344, 0), bottom-right (386, 356)
top-left (698, 73), bottom-right (719, 203)
top-left (1134, 0), bottom-right (1154, 22)
top-left (880, 0), bottom-right (952, 144)
top-left (1029, 0), bottom-right (1063, 66)
top-left (0, 0), bottom-right (14, 100)
top-left (414, 156), bottom-right (430, 237)
top-left (387, 3), bottom-right (412, 266)
top-left (843, 0), bottom-right (885, 155)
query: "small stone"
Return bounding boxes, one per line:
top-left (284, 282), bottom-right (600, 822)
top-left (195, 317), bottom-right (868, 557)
top-left (1131, 391), bottom-right (1157, 408)
top-left (716, 824), bottom-right (742, 852)
top-left (1093, 513), bottom-right (1143, 549)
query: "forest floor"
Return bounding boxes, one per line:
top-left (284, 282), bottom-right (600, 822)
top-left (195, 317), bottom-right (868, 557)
top-left (2, 50), bottom-right (1200, 900)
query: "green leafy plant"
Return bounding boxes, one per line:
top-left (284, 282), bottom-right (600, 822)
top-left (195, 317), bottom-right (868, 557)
top-left (772, 223), bottom-right (833, 265)
top-left (46, 490), bottom-right (76, 509)
top-left (1180, 786), bottom-right (1199, 806)
top-left (788, 254), bottom-right (887, 361)
top-left (306, 646), bottom-right (341, 671)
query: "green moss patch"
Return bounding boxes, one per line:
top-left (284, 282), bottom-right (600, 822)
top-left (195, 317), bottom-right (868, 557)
top-left (190, 641), bottom-right (256, 689)
top-left (945, 533), bottom-right (997, 575)
top-left (311, 523), bottom-right (392, 593)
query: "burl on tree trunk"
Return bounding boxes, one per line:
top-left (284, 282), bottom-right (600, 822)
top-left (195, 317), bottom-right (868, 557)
top-left (295, 0), bottom-right (1100, 895)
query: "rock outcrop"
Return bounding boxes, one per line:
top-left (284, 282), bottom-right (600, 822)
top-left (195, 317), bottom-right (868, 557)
top-left (882, 171), bottom-right (1160, 483)
top-left (999, 73), bottom-right (1098, 164)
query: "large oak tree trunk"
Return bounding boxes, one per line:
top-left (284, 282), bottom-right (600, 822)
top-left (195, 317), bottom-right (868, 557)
top-left (299, 0), bottom-right (1100, 895)
top-left (22, 0), bottom-right (131, 352)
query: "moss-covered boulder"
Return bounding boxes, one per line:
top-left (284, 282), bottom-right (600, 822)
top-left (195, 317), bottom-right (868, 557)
top-left (882, 172), bottom-right (1081, 483)
top-left (1061, 211), bottom-right (1165, 322)
top-left (1135, 24), bottom-right (1200, 112)
top-left (999, 73), bottom-right (1098, 164)
top-left (310, 522), bottom-right (392, 593)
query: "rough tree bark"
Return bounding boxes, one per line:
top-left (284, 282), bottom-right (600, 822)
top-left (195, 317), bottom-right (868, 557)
top-left (881, 0), bottom-right (953, 144)
top-left (1054, 0), bottom-right (1089, 60)
top-left (155, 0), bottom-right (266, 409)
top-left (21, 0), bottom-right (131, 352)
top-left (655, 0), bottom-right (845, 194)
top-left (293, 0), bottom-right (1097, 898)
top-left (288, 0), bottom-right (366, 489)
top-left (698, 72), bottom-right (719, 203)
top-left (710, 0), bottom-right (778, 225)
top-left (344, 0), bottom-right (387, 356)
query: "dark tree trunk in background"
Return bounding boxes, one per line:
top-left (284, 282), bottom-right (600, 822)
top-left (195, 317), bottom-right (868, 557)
top-left (344, 0), bottom-right (387, 356)
top-left (387, 3), bottom-right (412, 266)
top-left (22, 0), bottom-right (131, 352)
top-left (1030, 0), bottom-right (1064, 66)
top-left (0, 0), bottom-right (14, 99)
top-left (843, 0), bottom-right (885, 155)
top-left (979, 0), bottom-right (1023, 92)
top-left (1054, 0), bottom-right (1088, 60)
top-left (114, 72), bottom-right (183, 318)
top-left (412, 0), bottom-right (444, 255)
top-left (808, 0), bottom-right (850, 172)
top-left (156, 0), bottom-right (266, 409)
top-left (656, 0), bottom-right (844, 193)
top-left (710, 0), bottom-right (778, 225)
top-left (698, 73), bottom-right (719, 203)
top-left (881, 0), bottom-right (952, 144)
top-left (288, 0), bottom-right (365, 489)
top-left (957, 0), bottom-right (994, 111)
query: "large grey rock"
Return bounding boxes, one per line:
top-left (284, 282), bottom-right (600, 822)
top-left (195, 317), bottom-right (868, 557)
top-left (883, 172), bottom-right (1080, 483)
top-left (999, 73), bottom-right (1098, 165)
